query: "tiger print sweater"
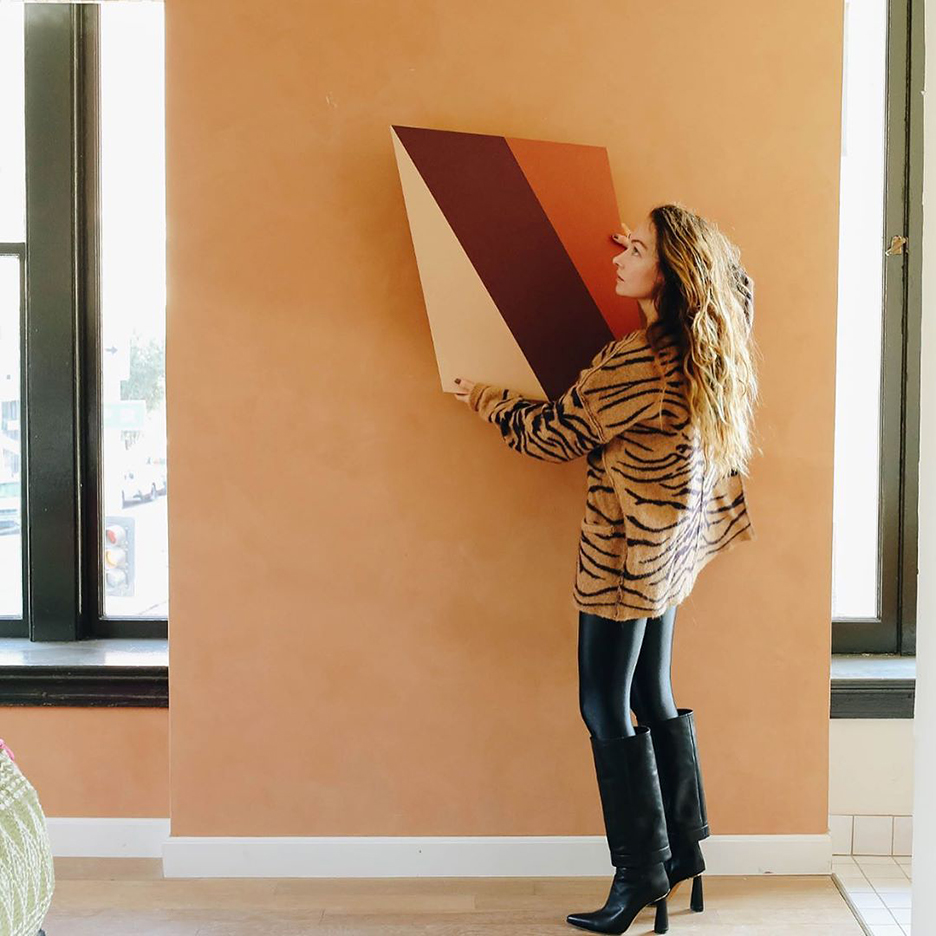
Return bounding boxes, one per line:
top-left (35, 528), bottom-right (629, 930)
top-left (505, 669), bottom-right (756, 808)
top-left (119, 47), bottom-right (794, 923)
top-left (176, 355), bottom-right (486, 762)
top-left (466, 327), bottom-right (756, 621)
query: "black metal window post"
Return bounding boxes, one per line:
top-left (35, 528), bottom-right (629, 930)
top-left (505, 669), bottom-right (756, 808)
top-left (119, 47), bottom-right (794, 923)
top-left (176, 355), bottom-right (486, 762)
top-left (831, 0), bottom-right (924, 656)
top-left (7, 4), bottom-right (167, 641)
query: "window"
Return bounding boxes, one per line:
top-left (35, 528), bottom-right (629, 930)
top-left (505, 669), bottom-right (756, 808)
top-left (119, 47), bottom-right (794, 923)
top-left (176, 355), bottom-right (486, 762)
top-left (0, 4), bottom-right (26, 622)
top-left (0, 3), bottom-right (167, 641)
top-left (831, 0), bottom-right (923, 654)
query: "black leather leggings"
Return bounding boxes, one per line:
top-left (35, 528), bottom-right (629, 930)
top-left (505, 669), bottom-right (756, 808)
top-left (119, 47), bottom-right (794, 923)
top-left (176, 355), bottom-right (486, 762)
top-left (577, 606), bottom-right (680, 740)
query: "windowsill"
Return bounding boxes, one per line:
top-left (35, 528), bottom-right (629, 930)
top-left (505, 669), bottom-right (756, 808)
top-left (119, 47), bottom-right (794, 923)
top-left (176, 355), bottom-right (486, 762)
top-left (0, 643), bottom-right (913, 715)
top-left (830, 654), bottom-right (915, 718)
top-left (0, 638), bottom-right (168, 707)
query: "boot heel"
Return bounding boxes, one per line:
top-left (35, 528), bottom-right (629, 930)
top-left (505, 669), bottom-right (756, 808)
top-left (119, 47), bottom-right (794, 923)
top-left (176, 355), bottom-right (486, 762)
top-left (653, 895), bottom-right (669, 933)
top-left (690, 873), bottom-right (703, 911)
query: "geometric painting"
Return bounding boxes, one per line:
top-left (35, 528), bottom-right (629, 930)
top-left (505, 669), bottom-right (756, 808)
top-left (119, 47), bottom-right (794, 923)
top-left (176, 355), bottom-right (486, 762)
top-left (391, 125), bottom-right (642, 400)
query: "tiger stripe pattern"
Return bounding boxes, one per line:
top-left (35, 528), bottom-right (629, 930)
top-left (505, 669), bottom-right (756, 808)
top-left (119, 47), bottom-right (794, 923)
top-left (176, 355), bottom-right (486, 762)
top-left (467, 324), bottom-right (756, 621)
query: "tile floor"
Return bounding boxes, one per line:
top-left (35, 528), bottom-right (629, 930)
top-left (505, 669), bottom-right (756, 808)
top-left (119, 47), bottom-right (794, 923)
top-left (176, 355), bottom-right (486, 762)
top-left (832, 854), bottom-right (912, 935)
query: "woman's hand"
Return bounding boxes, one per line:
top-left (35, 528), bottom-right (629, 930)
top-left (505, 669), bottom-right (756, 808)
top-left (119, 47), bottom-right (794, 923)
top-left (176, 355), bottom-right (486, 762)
top-left (610, 220), bottom-right (632, 247)
top-left (453, 377), bottom-right (476, 406)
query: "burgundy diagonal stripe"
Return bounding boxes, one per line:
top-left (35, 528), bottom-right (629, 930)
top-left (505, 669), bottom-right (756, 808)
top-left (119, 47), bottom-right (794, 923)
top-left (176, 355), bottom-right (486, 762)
top-left (393, 125), bottom-right (613, 398)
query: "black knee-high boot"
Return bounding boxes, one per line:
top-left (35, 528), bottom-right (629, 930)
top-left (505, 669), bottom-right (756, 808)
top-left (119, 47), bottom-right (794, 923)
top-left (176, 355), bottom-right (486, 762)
top-left (566, 725), bottom-right (672, 934)
top-left (640, 708), bottom-right (709, 913)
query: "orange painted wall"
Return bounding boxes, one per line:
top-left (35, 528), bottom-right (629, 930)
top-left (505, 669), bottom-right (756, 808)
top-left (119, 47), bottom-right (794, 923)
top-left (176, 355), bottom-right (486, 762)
top-left (4, 0), bottom-right (843, 836)
top-left (0, 709), bottom-right (168, 817)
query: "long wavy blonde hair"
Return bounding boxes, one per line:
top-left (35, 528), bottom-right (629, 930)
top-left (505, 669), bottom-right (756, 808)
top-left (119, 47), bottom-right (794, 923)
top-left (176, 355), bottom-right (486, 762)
top-left (644, 203), bottom-right (762, 481)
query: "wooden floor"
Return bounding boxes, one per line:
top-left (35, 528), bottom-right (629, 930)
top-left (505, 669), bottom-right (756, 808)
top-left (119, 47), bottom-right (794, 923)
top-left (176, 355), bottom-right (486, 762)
top-left (42, 858), bottom-right (866, 935)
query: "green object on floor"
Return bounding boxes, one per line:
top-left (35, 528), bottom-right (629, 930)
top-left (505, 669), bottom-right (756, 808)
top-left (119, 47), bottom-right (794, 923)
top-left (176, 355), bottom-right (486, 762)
top-left (0, 746), bottom-right (55, 936)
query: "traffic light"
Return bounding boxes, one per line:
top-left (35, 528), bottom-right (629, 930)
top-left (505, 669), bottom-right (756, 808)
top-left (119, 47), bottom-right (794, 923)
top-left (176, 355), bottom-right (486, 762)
top-left (103, 515), bottom-right (135, 597)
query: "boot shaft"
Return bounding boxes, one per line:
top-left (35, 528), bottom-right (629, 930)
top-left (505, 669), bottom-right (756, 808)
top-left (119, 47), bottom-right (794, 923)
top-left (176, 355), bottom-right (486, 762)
top-left (641, 707), bottom-right (710, 845)
top-left (589, 725), bottom-right (672, 867)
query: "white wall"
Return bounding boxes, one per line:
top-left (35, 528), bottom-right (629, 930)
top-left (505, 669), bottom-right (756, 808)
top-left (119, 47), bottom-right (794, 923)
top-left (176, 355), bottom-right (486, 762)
top-left (830, 720), bottom-right (913, 815)
top-left (912, 0), bottom-right (935, 928)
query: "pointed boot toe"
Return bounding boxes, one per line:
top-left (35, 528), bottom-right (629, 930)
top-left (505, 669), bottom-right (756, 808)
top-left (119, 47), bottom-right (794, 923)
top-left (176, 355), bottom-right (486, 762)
top-left (566, 863), bottom-right (670, 933)
top-left (565, 727), bottom-right (673, 933)
top-left (641, 708), bottom-right (710, 909)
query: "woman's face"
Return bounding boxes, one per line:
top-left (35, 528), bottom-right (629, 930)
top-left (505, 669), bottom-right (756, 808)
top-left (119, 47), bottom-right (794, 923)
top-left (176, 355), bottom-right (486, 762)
top-left (613, 217), bottom-right (661, 300)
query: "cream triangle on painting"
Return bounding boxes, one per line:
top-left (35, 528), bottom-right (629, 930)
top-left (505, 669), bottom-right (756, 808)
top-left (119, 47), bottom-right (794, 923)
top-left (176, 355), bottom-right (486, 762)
top-left (391, 128), bottom-right (547, 400)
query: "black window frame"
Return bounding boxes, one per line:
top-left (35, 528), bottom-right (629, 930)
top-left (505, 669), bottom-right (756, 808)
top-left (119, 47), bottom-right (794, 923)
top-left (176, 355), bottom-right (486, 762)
top-left (830, 0), bottom-right (923, 658)
top-left (2, 3), bottom-right (167, 642)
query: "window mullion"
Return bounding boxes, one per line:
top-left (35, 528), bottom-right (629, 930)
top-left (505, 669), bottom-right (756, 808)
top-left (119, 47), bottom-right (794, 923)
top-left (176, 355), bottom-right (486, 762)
top-left (898, 0), bottom-right (925, 656)
top-left (876, 0), bottom-right (911, 654)
top-left (23, 4), bottom-right (82, 641)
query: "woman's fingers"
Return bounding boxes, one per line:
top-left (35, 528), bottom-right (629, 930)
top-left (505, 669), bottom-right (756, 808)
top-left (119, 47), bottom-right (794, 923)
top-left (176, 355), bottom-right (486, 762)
top-left (453, 377), bottom-right (475, 404)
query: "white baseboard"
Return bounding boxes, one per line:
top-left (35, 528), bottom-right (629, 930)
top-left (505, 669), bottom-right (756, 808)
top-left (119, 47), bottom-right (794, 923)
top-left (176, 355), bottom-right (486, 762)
top-left (46, 818), bottom-right (170, 858)
top-left (43, 820), bottom-right (832, 877)
top-left (162, 833), bottom-right (831, 878)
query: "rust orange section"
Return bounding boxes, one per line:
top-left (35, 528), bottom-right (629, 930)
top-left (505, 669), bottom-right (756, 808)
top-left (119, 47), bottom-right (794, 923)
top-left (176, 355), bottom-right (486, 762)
top-left (505, 137), bottom-right (641, 338)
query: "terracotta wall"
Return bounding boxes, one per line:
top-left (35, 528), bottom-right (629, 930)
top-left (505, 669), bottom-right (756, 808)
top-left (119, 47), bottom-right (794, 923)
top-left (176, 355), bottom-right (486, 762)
top-left (0, 708), bottom-right (168, 817)
top-left (5, 0), bottom-right (843, 838)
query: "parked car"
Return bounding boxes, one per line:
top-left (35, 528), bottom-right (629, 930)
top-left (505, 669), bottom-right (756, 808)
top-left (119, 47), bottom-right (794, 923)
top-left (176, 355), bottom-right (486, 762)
top-left (121, 457), bottom-right (164, 507)
top-left (0, 478), bottom-right (20, 535)
top-left (148, 454), bottom-right (168, 494)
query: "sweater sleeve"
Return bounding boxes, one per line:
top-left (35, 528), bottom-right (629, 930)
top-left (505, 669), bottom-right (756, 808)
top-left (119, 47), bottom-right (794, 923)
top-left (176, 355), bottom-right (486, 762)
top-left (466, 334), bottom-right (665, 463)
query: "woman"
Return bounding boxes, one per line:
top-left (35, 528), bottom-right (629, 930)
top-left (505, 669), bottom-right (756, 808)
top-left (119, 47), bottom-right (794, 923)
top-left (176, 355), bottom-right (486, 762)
top-left (453, 203), bottom-right (759, 934)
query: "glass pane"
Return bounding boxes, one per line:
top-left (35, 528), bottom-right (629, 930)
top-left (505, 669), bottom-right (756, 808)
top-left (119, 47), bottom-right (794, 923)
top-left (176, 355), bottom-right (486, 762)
top-left (0, 4), bottom-right (26, 241)
top-left (99, 2), bottom-right (168, 619)
top-left (831, 0), bottom-right (888, 618)
top-left (0, 255), bottom-right (23, 618)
